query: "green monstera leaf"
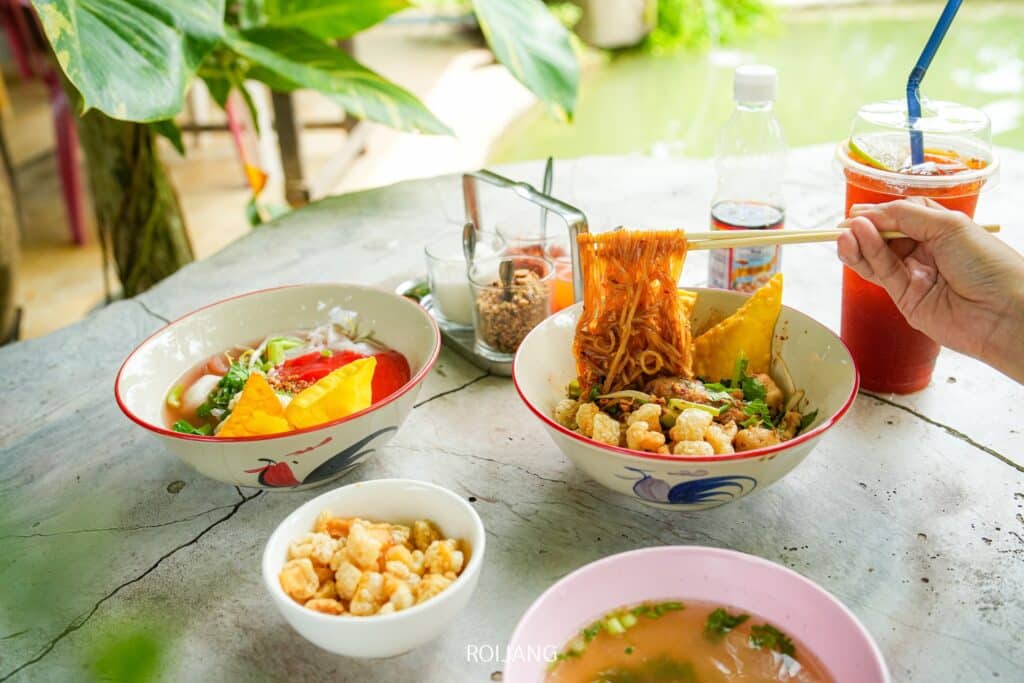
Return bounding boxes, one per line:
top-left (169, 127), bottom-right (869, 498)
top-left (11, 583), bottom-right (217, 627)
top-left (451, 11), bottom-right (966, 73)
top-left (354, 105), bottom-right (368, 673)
top-left (472, 0), bottom-right (578, 121)
top-left (247, 0), bottom-right (410, 39)
top-left (225, 27), bottom-right (452, 135)
top-left (31, 0), bottom-right (225, 121)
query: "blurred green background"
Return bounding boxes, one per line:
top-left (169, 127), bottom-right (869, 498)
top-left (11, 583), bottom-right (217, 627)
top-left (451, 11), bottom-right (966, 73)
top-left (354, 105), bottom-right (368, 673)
top-left (491, 2), bottom-right (1024, 163)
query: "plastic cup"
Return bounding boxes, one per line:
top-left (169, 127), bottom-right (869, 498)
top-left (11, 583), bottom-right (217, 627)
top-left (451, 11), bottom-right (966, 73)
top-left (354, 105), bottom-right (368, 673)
top-left (424, 228), bottom-right (504, 329)
top-left (468, 255), bottom-right (553, 361)
top-left (836, 100), bottom-right (998, 393)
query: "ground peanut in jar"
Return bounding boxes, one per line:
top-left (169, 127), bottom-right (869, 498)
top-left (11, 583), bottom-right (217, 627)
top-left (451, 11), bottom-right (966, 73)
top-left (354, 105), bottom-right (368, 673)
top-left (474, 268), bottom-right (549, 354)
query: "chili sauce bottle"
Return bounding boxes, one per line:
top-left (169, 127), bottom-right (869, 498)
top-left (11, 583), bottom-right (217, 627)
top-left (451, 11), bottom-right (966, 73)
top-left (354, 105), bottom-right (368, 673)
top-left (708, 64), bottom-right (787, 292)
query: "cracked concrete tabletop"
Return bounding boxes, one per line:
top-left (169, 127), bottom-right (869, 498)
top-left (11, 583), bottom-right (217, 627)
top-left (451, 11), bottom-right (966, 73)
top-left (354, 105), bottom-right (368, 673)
top-left (1, 148), bottom-right (1022, 682)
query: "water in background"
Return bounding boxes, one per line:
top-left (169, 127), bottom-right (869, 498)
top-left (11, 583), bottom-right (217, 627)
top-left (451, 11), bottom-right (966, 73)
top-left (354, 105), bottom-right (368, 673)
top-left (489, 2), bottom-right (1024, 162)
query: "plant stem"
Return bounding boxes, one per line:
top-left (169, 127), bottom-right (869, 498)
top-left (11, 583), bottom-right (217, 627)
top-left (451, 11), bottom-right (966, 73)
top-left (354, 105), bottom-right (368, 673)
top-left (75, 109), bottom-right (193, 298)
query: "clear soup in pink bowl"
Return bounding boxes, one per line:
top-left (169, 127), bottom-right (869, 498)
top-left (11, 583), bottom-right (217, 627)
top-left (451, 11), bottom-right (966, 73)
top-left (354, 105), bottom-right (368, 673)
top-left (506, 546), bottom-right (889, 683)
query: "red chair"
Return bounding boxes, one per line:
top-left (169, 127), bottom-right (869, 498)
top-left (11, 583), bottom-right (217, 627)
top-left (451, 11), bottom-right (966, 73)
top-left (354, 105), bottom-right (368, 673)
top-left (1, 0), bottom-right (87, 245)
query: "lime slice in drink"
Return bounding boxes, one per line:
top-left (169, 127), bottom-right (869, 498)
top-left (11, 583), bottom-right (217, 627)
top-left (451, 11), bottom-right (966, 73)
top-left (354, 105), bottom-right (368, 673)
top-left (848, 136), bottom-right (904, 172)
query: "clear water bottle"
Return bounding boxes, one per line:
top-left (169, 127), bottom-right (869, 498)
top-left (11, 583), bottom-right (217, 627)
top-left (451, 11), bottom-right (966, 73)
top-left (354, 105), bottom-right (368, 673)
top-left (708, 64), bottom-right (787, 292)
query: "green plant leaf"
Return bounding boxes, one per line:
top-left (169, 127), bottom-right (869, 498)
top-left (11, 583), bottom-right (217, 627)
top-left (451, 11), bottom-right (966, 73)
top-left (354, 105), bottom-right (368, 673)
top-left (225, 27), bottom-right (452, 135)
top-left (202, 75), bottom-right (231, 109)
top-left (260, 0), bottom-right (410, 39)
top-left (471, 0), bottom-right (578, 120)
top-left (31, 0), bottom-right (225, 121)
top-left (149, 119), bottom-right (184, 155)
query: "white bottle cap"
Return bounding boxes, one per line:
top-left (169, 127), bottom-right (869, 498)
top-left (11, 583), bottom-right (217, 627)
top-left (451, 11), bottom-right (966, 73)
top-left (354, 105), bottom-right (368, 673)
top-left (734, 64), bottom-right (777, 103)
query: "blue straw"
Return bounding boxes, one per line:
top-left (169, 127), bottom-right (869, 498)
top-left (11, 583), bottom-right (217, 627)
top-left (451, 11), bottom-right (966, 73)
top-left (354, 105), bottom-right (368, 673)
top-left (907, 0), bottom-right (963, 165)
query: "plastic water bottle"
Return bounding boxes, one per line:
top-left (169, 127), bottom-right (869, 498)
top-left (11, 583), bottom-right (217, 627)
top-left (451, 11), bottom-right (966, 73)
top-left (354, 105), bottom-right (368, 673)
top-left (708, 64), bottom-right (787, 292)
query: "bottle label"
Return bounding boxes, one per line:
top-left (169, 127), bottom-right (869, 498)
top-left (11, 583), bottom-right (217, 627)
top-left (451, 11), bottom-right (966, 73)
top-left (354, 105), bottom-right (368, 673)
top-left (707, 201), bottom-right (784, 292)
top-left (708, 246), bottom-right (781, 292)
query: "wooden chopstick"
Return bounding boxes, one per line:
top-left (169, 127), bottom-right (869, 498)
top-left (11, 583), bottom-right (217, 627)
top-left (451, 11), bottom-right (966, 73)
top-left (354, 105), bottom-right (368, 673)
top-left (687, 224), bottom-right (1000, 251)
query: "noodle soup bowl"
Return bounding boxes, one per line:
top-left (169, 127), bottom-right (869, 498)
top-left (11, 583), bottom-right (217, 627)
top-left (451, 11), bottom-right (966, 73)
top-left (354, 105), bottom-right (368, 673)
top-left (506, 546), bottom-right (889, 682)
top-left (513, 289), bottom-right (858, 511)
top-left (116, 284), bottom-right (441, 490)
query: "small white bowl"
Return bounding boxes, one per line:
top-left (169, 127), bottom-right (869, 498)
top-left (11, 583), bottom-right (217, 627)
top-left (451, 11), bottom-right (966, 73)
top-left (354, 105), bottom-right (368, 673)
top-left (262, 478), bottom-right (486, 658)
top-left (115, 284), bottom-right (440, 489)
top-left (513, 289), bottom-right (858, 511)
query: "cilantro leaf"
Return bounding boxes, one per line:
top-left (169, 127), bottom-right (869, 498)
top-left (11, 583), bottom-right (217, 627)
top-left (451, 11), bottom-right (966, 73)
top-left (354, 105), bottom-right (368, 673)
top-left (798, 409), bottom-right (819, 433)
top-left (704, 608), bottom-right (749, 641)
top-left (739, 375), bottom-right (766, 402)
top-left (741, 399), bottom-right (774, 428)
top-left (197, 361), bottom-right (250, 416)
top-left (732, 355), bottom-right (749, 387)
top-left (750, 623), bottom-right (796, 657)
top-left (172, 420), bottom-right (212, 436)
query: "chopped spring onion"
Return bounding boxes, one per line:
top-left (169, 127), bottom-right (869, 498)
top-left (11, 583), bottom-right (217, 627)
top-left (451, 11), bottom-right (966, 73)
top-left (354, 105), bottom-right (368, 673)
top-left (667, 398), bottom-right (723, 417)
top-left (596, 390), bottom-right (653, 402)
top-left (265, 337), bottom-right (303, 366)
top-left (566, 379), bottom-right (581, 399)
top-left (166, 385), bottom-right (183, 408)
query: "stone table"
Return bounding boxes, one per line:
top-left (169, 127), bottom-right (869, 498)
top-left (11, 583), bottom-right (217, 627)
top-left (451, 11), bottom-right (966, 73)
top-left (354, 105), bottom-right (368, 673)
top-left (2, 146), bottom-right (1022, 682)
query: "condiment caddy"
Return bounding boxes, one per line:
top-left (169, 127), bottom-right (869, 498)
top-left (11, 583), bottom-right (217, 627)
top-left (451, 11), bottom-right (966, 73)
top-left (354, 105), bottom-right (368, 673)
top-left (399, 167), bottom-right (589, 376)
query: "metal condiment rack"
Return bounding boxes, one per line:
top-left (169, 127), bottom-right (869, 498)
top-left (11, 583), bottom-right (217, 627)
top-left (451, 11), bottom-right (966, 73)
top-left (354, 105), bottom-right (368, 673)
top-left (399, 167), bottom-right (589, 376)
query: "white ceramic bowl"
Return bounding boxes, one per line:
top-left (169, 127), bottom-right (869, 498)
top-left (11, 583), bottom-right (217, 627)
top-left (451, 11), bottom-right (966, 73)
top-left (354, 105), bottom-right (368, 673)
top-left (506, 546), bottom-right (889, 682)
top-left (116, 284), bottom-right (440, 489)
top-left (513, 289), bottom-right (858, 510)
top-left (262, 478), bottom-right (485, 658)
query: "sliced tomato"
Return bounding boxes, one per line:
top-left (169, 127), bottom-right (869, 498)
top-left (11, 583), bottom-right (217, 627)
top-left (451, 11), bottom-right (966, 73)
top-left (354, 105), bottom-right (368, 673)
top-left (276, 349), bottom-right (367, 384)
top-left (371, 350), bottom-right (411, 403)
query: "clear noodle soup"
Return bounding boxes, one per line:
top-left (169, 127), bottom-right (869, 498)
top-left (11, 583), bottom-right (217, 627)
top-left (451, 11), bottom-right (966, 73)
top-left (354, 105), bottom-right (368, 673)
top-left (162, 313), bottom-right (410, 437)
top-left (547, 600), bottom-right (834, 683)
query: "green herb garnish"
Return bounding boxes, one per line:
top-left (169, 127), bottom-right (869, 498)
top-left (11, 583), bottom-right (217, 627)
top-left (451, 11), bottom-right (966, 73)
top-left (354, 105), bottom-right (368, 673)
top-left (732, 355), bottom-right (749, 387)
top-left (265, 336), bottom-right (302, 366)
top-left (172, 420), bottom-right (212, 436)
top-left (589, 385), bottom-right (601, 401)
top-left (624, 646), bottom-right (634, 655)
top-left (197, 360), bottom-right (250, 417)
top-left (739, 375), bottom-right (766, 402)
top-left (704, 608), bottom-right (749, 641)
top-left (402, 282), bottom-right (431, 302)
top-left (567, 379), bottom-right (581, 399)
top-left (704, 381), bottom-right (730, 393)
top-left (749, 623), bottom-right (796, 657)
top-left (166, 384), bottom-right (183, 408)
top-left (320, 348), bottom-right (333, 358)
top-left (741, 399), bottom-right (774, 428)
top-left (798, 409), bottom-right (819, 433)
top-left (630, 601), bottom-right (684, 619)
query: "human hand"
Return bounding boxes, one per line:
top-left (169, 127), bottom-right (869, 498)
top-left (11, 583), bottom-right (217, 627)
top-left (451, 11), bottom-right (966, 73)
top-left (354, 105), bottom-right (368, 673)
top-left (837, 198), bottom-right (1024, 383)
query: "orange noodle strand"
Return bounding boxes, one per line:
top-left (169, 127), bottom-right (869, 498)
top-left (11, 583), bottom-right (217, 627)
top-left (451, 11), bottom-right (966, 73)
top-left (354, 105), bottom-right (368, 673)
top-left (573, 229), bottom-right (692, 394)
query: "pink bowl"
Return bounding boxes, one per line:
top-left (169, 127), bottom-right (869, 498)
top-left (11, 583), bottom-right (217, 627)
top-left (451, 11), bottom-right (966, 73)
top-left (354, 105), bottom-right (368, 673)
top-left (506, 546), bottom-right (890, 683)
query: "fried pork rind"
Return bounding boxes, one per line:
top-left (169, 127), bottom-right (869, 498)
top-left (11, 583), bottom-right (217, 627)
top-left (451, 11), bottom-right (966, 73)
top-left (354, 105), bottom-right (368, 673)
top-left (574, 230), bottom-right (692, 394)
top-left (304, 598), bottom-right (345, 615)
top-left (692, 273), bottom-right (783, 380)
top-left (281, 512), bottom-right (467, 617)
top-left (279, 558), bottom-right (319, 602)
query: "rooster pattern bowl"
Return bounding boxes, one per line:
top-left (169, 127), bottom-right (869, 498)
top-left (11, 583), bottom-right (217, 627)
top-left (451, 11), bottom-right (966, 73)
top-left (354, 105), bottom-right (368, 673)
top-left (513, 288), bottom-right (858, 510)
top-left (116, 284), bottom-right (440, 489)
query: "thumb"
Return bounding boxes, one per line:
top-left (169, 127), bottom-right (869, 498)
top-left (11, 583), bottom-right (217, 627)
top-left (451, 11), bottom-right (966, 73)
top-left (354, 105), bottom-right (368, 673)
top-left (847, 198), bottom-right (969, 243)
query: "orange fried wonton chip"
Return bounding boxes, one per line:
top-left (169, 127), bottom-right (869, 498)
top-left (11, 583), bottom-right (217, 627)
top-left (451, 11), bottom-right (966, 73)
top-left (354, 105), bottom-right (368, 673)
top-left (692, 273), bottom-right (783, 380)
top-left (218, 373), bottom-right (292, 437)
top-left (574, 229), bottom-right (691, 394)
